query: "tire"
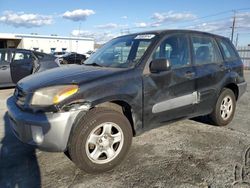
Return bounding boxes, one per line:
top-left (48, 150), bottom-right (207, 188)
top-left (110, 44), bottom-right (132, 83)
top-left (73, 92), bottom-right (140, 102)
top-left (68, 107), bottom-right (133, 174)
top-left (209, 88), bottom-right (236, 126)
top-left (80, 59), bottom-right (85, 65)
top-left (80, 56), bottom-right (87, 64)
top-left (62, 59), bottom-right (69, 65)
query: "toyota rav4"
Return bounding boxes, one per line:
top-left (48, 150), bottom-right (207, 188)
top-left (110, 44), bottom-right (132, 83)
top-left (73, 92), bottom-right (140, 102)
top-left (7, 30), bottom-right (247, 173)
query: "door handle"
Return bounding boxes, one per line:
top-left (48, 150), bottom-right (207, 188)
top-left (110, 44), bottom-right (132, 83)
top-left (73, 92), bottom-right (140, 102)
top-left (0, 66), bottom-right (8, 70)
top-left (185, 71), bottom-right (195, 78)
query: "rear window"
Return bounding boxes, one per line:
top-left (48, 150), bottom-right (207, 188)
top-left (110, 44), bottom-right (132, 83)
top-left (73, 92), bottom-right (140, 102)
top-left (217, 39), bottom-right (238, 60)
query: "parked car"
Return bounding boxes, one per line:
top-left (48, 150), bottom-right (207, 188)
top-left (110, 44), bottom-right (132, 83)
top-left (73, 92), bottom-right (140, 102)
top-left (51, 51), bottom-right (70, 58)
top-left (59, 52), bottom-right (87, 65)
top-left (7, 30), bottom-right (247, 173)
top-left (0, 48), bottom-right (60, 88)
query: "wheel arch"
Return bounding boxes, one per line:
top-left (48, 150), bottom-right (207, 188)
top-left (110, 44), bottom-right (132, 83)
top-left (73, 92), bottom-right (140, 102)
top-left (66, 99), bottom-right (139, 152)
top-left (224, 83), bottom-right (239, 101)
top-left (94, 100), bottom-right (136, 136)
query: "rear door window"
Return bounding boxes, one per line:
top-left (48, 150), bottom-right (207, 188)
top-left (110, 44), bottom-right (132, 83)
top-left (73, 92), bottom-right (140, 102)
top-left (191, 36), bottom-right (222, 65)
top-left (13, 52), bottom-right (26, 60)
top-left (13, 51), bottom-right (33, 63)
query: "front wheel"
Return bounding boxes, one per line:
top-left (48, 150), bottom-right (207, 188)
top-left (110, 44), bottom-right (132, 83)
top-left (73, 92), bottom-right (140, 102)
top-left (68, 107), bottom-right (133, 173)
top-left (209, 88), bottom-right (236, 126)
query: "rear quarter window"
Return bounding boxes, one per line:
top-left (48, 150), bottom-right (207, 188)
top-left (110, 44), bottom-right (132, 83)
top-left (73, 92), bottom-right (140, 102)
top-left (217, 39), bottom-right (238, 61)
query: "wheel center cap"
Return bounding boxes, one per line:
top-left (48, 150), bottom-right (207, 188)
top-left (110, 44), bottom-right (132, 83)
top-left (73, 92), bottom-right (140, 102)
top-left (99, 137), bottom-right (109, 147)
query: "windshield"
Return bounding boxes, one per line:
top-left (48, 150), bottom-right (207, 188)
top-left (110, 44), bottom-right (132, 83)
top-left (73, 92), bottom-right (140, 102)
top-left (84, 34), bottom-right (156, 68)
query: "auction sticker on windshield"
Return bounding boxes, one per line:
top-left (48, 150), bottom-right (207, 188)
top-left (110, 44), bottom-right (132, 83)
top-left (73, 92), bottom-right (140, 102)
top-left (135, 34), bottom-right (155, 40)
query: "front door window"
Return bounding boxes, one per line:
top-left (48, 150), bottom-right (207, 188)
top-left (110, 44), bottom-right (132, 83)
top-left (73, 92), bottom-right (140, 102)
top-left (152, 35), bottom-right (190, 69)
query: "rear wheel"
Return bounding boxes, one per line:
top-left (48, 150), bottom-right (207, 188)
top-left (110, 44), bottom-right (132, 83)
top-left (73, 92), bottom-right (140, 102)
top-left (80, 57), bottom-right (86, 64)
top-left (209, 88), bottom-right (236, 126)
top-left (68, 107), bottom-right (133, 173)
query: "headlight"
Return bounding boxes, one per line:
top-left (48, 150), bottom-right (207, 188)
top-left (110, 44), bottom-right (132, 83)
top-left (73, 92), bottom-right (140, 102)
top-left (31, 85), bottom-right (79, 106)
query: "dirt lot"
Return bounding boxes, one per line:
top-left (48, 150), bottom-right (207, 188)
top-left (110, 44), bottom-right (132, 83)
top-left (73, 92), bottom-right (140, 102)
top-left (0, 71), bottom-right (249, 188)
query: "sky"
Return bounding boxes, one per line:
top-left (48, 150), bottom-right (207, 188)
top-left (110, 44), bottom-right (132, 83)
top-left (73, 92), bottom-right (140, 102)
top-left (0, 0), bottom-right (250, 45)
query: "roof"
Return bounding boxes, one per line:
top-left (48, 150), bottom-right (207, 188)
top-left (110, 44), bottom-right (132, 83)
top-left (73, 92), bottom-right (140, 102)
top-left (119, 29), bottom-right (228, 40)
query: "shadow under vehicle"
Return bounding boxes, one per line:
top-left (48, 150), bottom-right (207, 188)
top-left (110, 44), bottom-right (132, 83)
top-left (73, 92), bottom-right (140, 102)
top-left (0, 113), bottom-right (41, 187)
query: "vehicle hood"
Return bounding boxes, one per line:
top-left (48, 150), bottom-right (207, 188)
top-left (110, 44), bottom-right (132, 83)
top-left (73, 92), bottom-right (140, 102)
top-left (18, 64), bottom-right (126, 92)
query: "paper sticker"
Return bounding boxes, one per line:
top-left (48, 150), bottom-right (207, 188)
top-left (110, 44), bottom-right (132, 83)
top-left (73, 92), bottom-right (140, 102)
top-left (135, 34), bottom-right (155, 40)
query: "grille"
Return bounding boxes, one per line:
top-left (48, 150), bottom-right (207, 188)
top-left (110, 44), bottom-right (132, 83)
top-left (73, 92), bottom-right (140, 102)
top-left (14, 86), bottom-right (27, 108)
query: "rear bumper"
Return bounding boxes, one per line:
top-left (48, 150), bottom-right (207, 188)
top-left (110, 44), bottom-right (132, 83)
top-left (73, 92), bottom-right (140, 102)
top-left (237, 81), bottom-right (247, 99)
top-left (7, 96), bottom-right (82, 152)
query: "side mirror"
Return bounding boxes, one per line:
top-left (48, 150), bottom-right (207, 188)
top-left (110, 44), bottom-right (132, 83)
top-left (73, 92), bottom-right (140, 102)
top-left (150, 59), bottom-right (171, 73)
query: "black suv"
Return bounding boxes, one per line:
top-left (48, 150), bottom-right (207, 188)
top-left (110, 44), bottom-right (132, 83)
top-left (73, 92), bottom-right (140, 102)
top-left (7, 30), bottom-right (247, 173)
top-left (59, 52), bottom-right (87, 65)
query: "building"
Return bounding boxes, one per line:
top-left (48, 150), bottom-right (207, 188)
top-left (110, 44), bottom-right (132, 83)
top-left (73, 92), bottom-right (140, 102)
top-left (0, 33), bottom-right (94, 54)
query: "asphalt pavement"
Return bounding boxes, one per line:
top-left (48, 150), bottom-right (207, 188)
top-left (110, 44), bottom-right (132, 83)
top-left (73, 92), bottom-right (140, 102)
top-left (0, 71), bottom-right (249, 188)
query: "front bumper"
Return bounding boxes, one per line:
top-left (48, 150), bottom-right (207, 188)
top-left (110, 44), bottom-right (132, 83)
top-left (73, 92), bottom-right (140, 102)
top-left (237, 81), bottom-right (247, 99)
top-left (7, 96), bottom-right (82, 152)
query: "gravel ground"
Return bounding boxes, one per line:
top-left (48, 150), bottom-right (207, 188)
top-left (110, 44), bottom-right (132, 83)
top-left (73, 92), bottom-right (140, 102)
top-left (0, 71), bottom-right (249, 188)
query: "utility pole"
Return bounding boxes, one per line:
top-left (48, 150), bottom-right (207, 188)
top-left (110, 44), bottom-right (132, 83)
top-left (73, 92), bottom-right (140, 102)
top-left (235, 33), bottom-right (239, 47)
top-left (78, 22), bottom-right (82, 36)
top-left (231, 10), bottom-right (236, 42)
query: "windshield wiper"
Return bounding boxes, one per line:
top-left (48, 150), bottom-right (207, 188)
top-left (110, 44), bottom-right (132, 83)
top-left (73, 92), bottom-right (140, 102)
top-left (84, 62), bottom-right (103, 67)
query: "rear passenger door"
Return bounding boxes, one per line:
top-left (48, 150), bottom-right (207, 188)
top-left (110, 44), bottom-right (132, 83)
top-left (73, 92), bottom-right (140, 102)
top-left (191, 35), bottom-right (226, 115)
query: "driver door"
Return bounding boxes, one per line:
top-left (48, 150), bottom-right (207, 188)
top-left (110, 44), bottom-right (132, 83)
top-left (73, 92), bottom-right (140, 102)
top-left (143, 34), bottom-right (197, 129)
top-left (10, 50), bottom-right (34, 83)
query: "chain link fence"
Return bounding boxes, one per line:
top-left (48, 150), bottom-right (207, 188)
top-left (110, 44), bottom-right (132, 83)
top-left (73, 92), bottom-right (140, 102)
top-left (237, 46), bottom-right (250, 70)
